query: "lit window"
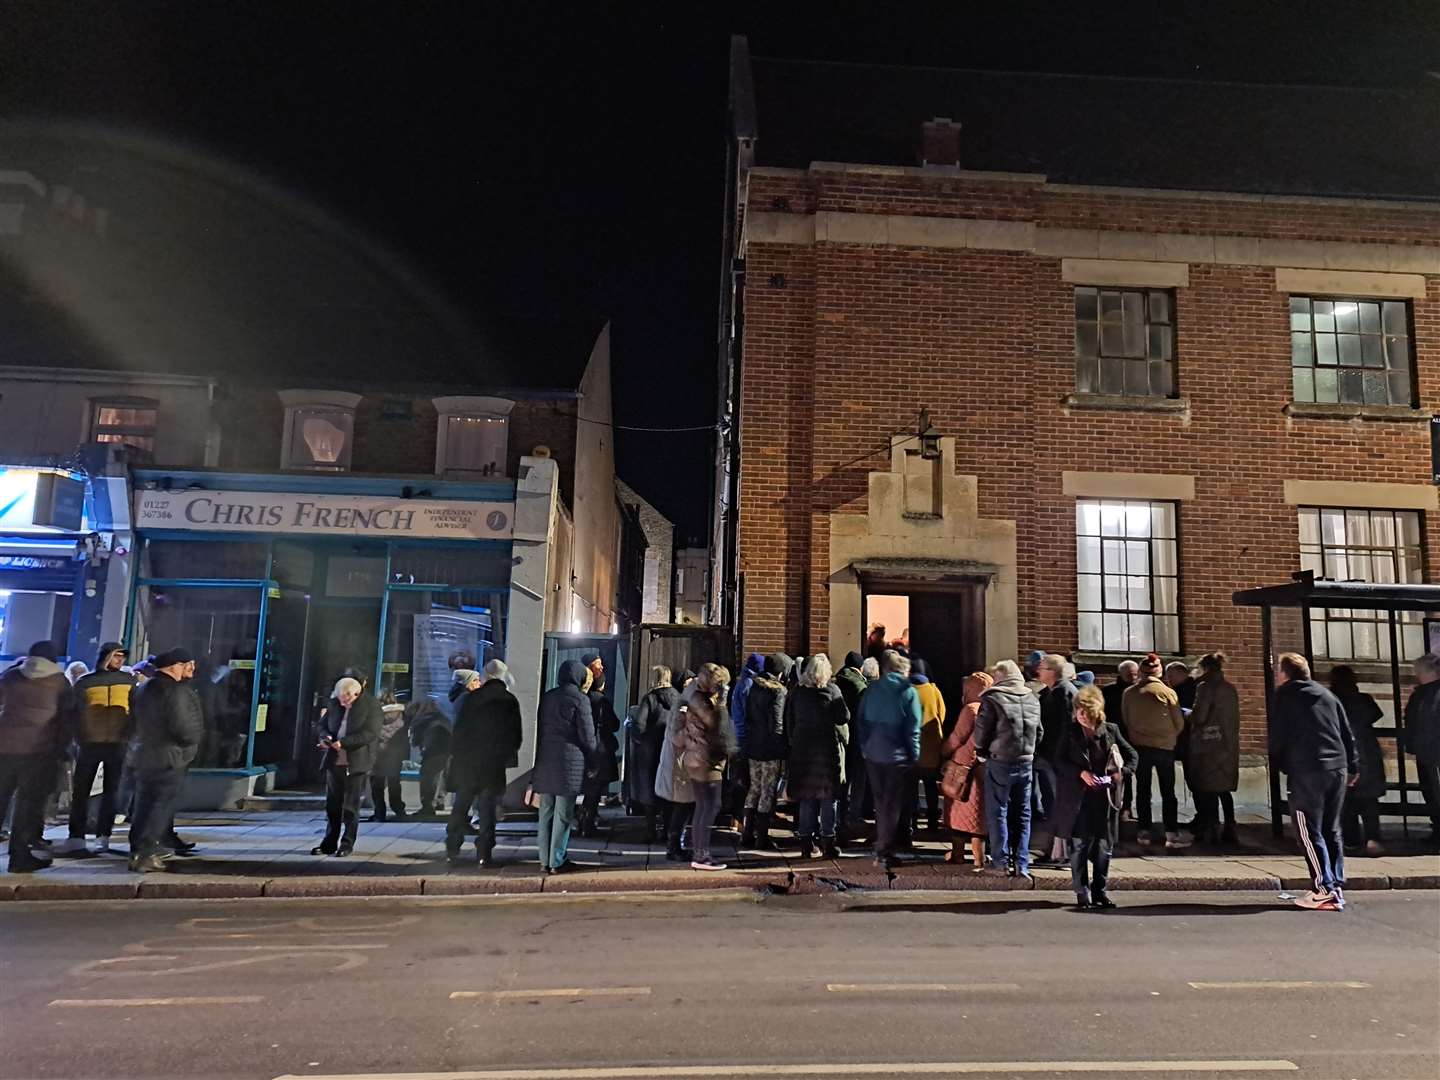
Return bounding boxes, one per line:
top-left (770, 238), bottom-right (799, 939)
top-left (1299, 507), bottom-right (1426, 660)
top-left (278, 390), bottom-right (360, 472)
top-left (1076, 498), bottom-right (1180, 653)
top-left (1289, 297), bottom-right (1413, 406)
top-left (1074, 287), bottom-right (1175, 398)
top-left (91, 401), bottom-right (158, 461)
top-left (433, 396), bottom-right (514, 479)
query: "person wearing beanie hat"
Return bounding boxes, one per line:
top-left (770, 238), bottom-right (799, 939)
top-left (741, 653), bottom-right (791, 849)
top-left (1023, 650), bottom-right (1046, 690)
top-left (1123, 653), bottom-right (1189, 849)
top-left (1075, 670), bottom-right (1096, 687)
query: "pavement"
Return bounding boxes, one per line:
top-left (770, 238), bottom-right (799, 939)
top-left (2, 804), bottom-right (1438, 902)
top-left (0, 890), bottom-right (1436, 1079)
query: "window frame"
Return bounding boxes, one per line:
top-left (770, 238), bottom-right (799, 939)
top-left (1288, 295), bottom-right (1415, 408)
top-left (1073, 286), bottom-right (1178, 399)
top-left (1075, 497), bottom-right (1183, 655)
top-left (1298, 505), bottom-right (1427, 661)
top-left (277, 390), bottom-right (361, 473)
top-left (432, 395), bottom-right (515, 480)
top-left (89, 397), bottom-right (159, 461)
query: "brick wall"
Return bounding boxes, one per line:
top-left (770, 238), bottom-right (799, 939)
top-left (737, 169), bottom-right (1440, 752)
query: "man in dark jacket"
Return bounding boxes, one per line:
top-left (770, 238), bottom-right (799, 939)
top-left (58, 642), bottom-right (136, 855)
top-left (974, 659), bottom-right (1042, 879)
top-left (725, 652), bottom-right (765, 822)
top-left (1404, 654), bottom-right (1440, 846)
top-left (313, 675), bottom-right (383, 857)
top-left (1102, 660), bottom-right (1139, 817)
top-left (446, 659), bottom-right (523, 866)
top-left (1035, 653), bottom-right (1078, 864)
top-left (577, 652), bottom-right (620, 838)
top-left (0, 641), bottom-right (76, 873)
top-left (835, 651), bottom-right (869, 834)
top-left (127, 648), bottom-right (204, 873)
top-left (409, 691), bottom-right (454, 817)
top-left (533, 660), bottom-right (598, 874)
top-left (741, 653), bottom-right (790, 850)
top-left (1271, 652), bottom-right (1358, 910)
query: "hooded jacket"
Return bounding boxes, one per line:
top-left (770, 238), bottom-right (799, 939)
top-left (856, 671), bottom-right (922, 766)
top-left (0, 655), bottom-right (76, 756)
top-left (744, 655), bottom-right (790, 761)
top-left (130, 669), bottom-right (205, 772)
top-left (532, 660), bottom-right (597, 796)
top-left (1122, 676), bottom-right (1185, 751)
top-left (74, 642), bottom-right (138, 745)
top-left (785, 682), bottom-right (849, 800)
top-left (974, 675), bottom-right (1041, 764)
top-left (1270, 677), bottom-right (1358, 776)
top-left (730, 653), bottom-right (765, 744)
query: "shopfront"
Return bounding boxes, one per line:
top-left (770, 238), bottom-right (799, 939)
top-left (128, 471), bottom-right (522, 802)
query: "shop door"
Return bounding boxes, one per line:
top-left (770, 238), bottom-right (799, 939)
top-left (255, 589), bottom-right (312, 778)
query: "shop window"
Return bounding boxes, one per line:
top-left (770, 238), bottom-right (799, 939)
top-left (91, 399), bottom-right (158, 462)
top-left (1074, 287), bottom-right (1175, 398)
top-left (1289, 297), bottom-right (1413, 406)
top-left (142, 539), bottom-right (270, 580)
top-left (1299, 506), bottom-right (1426, 660)
top-left (433, 396), bottom-right (514, 479)
top-left (279, 390), bottom-right (360, 472)
top-left (388, 546), bottom-right (513, 589)
top-left (1076, 498), bottom-right (1180, 653)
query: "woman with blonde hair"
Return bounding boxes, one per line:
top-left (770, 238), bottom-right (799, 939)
top-left (675, 663), bottom-right (735, 870)
top-left (939, 670), bottom-right (993, 867)
top-left (1054, 684), bottom-right (1136, 908)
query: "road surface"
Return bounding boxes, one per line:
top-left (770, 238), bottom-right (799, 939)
top-left (1, 890), bottom-right (1436, 1080)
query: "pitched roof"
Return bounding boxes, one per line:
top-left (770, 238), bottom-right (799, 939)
top-left (0, 124), bottom-right (603, 394)
top-left (746, 53), bottom-right (1440, 201)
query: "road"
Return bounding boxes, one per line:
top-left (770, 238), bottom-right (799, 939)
top-left (0, 890), bottom-right (1435, 1080)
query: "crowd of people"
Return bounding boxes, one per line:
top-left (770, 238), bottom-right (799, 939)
top-left (3, 633), bottom-right (1439, 910)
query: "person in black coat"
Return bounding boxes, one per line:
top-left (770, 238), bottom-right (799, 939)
top-left (312, 675), bottom-right (383, 857)
top-left (741, 653), bottom-right (790, 850)
top-left (785, 654), bottom-right (850, 859)
top-left (445, 660), bottom-right (523, 866)
top-left (1055, 685), bottom-right (1136, 909)
top-left (533, 660), bottom-right (598, 873)
top-left (633, 665), bottom-right (678, 840)
top-left (1329, 665), bottom-right (1386, 856)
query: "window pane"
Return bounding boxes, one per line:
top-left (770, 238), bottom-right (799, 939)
top-left (1124, 359), bottom-right (1149, 396)
top-left (1337, 334), bottom-right (1361, 366)
top-left (1122, 292), bottom-right (1145, 356)
top-left (1334, 301), bottom-right (1359, 333)
top-left (1154, 616), bottom-right (1179, 654)
top-left (1077, 536), bottom-right (1101, 573)
top-left (1310, 618), bottom-right (1328, 658)
top-left (1125, 504), bottom-right (1152, 538)
top-left (1346, 510), bottom-right (1372, 546)
top-left (1363, 371), bottom-right (1387, 404)
top-left (1151, 503), bottom-right (1176, 539)
top-left (1076, 355), bottom-right (1099, 394)
top-left (1075, 288), bottom-right (1098, 322)
top-left (1403, 624), bottom-right (1424, 661)
top-left (1385, 334), bottom-right (1409, 371)
top-left (1076, 322), bottom-right (1099, 358)
top-left (1298, 508), bottom-right (1320, 545)
top-left (1078, 574), bottom-right (1102, 611)
top-left (1100, 322), bottom-right (1125, 357)
top-left (1077, 500), bottom-right (1101, 536)
top-left (1323, 549), bottom-right (1348, 580)
top-left (1104, 574), bottom-right (1126, 609)
top-left (1150, 360), bottom-right (1173, 398)
top-left (1289, 297), bottom-right (1311, 330)
top-left (1328, 621), bottom-right (1353, 659)
top-left (1103, 539), bottom-right (1126, 573)
top-left (1292, 368), bottom-right (1315, 402)
top-left (1372, 512), bottom-right (1396, 548)
top-left (1127, 575), bottom-right (1150, 610)
top-left (445, 416), bottom-right (508, 477)
top-left (1148, 324), bottom-right (1172, 361)
top-left (1153, 539), bottom-right (1177, 576)
top-left (1153, 576), bottom-right (1177, 614)
top-left (1352, 620), bottom-right (1379, 660)
top-left (1359, 302), bottom-right (1381, 334)
top-left (1078, 612), bottom-right (1103, 650)
top-left (1360, 334), bottom-right (1383, 368)
top-left (1148, 291), bottom-right (1170, 323)
top-left (1099, 357), bottom-right (1125, 395)
top-left (1128, 614), bottom-right (1154, 652)
top-left (1312, 300), bottom-right (1334, 332)
top-left (1100, 503), bottom-right (1125, 537)
top-left (1314, 367), bottom-right (1339, 402)
top-left (1099, 290), bottom-right (1123, 321)
top-left (1338, 368), bottom-right (1363, 404)
top-left (1382, 300), bottom-right (1407, 334)
top-left (1103, 614), bottom-right (1129, 652)
top-left (1388, 371), bottom-right (1412, 405)
top-left (1291, 332), bottom-right (1313, 365)
top-left (1315, 334), bottom-right (1337, 366)
top-left (1399, 511), bottom-right (1421, 546)
top-left (1126, 539), bottom-right (1150, 574)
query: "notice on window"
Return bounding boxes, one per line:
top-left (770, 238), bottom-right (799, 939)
top-left (412, 612), bottom-right (492, 719)
top-left (254, 703), bottom-right (268, 733)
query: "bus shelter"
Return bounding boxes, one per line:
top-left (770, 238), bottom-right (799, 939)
top-left (1233, 572), bottom-right (1440, 837)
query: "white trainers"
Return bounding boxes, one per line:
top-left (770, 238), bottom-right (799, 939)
top-left (690, 859), bottom-right (727, 871)
top-left (54, 837), bottom-right (89, 855)
top-left (1294, 889), bottom-right (1337, 909)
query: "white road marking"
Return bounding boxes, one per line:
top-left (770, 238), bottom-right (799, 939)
top-left (1188, 980), bottom-right (1371, 990)
top-left (826, 983), bottom-right (1021, 993)
top-left (49, 996), bottom-right (265, 1008)
top-left (274, 1060), bottom-right (1299, 1079)
top-left (450, 987), bottom-right (652, 1001)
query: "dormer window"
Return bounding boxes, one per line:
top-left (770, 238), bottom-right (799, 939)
top-left (91, 398), bottom-right (158, 462)
top-left (433, 396), bottom-right (513, 479)
top-left (279, 390), bottom-right (361, 472)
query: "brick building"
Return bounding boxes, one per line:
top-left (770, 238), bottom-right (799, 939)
top-left (617, 478), bottom-right (676, 624)
top-left (714, 39), bottom-right (1440, 748)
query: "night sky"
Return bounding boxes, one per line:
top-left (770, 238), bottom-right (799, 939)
top-left (5, 1), bottom-right (1439, 537)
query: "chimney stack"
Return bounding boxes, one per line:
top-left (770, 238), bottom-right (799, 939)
top-left (921, 117), bottom-right (962, 169)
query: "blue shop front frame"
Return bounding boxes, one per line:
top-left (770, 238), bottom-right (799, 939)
top-left (125, 529), bottom-right (514, 786)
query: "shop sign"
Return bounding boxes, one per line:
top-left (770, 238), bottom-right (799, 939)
top-left (135, 489), bottom-right (513, 540)
top-left (0, 554), bottom-right (73, 572)
top-left (0, 468), bottom-right (86, 533)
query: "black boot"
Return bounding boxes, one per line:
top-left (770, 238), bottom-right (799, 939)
top-left (822, 838), bottom-right (840, 859)
top-left (757, 812), bottom-right (777, 851)
top-left (799, 837), bottom-right (814, 859)
top-left (740, 809), bottom-right (756, 849)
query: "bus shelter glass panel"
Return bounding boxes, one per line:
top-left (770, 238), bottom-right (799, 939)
top-left (131, 583), bottom-right (261, 768)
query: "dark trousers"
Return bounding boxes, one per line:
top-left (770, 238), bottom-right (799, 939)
top-left (1289, 767), bottom-right (1346, 895)
top-left (578, 771), bottom-right (607, 832)
top-left (646, 796), bottom-right (670, 837)
top-left (323, 766), bottom-right (368, 851)
top-left (908, 768), bottom-right (941, 830)
top-left (667, 800), bottom-right (693, 848)
top-left (130, 767), bottom-right (185, 857)
top-left (369, 768), bottom-right (405, 820)
top-left (419, 752), bottom-right (448, 813)
top-left (1342, 792), bottom-right (1380, 846)
top-left (691, 780), bottom-right (723, 863)
top-left (446, 783), bottom-right (499, 857)
top-left (0, 753), bottom-right (48, 857)
top-left (70, 743), bottom-right (125, 838)
top-left (1069, 836), bottom-right (1112, 899)
top-left (1135, 747), bottom-right (1179, 833)
top-left (844, 752), bottom-right (872, 826)
top-left (1416, 759), bottom-right (1440, 835)
top-left (866, 761), bottom-right (912, 860)
top-left (1192, 790), bottom-right (1236, 831)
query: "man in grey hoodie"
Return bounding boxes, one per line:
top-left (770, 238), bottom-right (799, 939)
top-left (0, 641), bottom-right (77, 873)
top-left (973, 659), bottom-right (1042, 879)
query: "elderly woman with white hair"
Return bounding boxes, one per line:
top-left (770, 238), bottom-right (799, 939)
top-left (785, 654), bottom-right (850, 859)
top-left (312, 674), bottom-right (383, 857)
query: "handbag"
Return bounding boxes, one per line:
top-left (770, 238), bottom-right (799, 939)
top-left (524, 784), bottom-right (540, 809)
top-left (940, 758), bottom-right (972, 799)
